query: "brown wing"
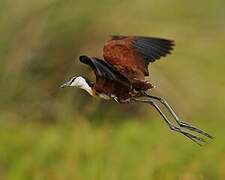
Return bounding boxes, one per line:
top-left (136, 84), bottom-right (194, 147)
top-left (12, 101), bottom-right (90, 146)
top-left (103, 35), bottom-right (175, 80)
top-left (79, 55), bottom-right (131, 99)
top-left (79, 55), bottom-right (130, 84)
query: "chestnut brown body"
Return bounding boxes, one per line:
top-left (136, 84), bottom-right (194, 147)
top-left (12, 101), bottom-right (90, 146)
top-left (80, 35), bottom-right (174, 102)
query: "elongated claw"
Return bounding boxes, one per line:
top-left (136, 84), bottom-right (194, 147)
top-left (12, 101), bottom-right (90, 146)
top-left (178, 121), bottom-right (214, 139)
top-left (169, 124), bottom-right (206, 146)
top-left (133, 98), bottom-right (212, 146)
top-left (143, 93), bottom-right (214, 140)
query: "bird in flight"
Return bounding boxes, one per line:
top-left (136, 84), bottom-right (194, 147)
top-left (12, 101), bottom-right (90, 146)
top-left (60, 35), bottom-right (213, 145)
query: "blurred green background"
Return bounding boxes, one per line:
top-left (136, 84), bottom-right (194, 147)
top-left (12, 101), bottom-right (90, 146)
top-left (0, 0), bottom-right (225, 179)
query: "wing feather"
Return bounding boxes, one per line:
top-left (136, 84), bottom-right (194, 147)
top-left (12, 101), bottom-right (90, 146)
top-left (79, 55), bottom-right (130, 86)
top-left (103, 35), bottom-right (175, 78)
top-left (132, 36), bottom-right (174, 64)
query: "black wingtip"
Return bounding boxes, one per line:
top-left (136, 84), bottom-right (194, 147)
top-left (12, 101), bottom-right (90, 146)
top-left (79, 55), bottom-right (90, 63)
top-left (131, 36), bottom-right (175, 64)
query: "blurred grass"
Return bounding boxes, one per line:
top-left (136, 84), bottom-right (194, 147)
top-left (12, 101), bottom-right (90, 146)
top-left (0, 119), bottom-right (224, 180)
top-left (0, 0), bottom-right (225, 179)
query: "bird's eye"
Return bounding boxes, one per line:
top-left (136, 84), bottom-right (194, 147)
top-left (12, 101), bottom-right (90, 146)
top-left (70, 77), bottom-right (76, 84)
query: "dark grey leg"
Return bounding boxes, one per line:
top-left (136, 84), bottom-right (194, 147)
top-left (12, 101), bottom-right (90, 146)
top-left (133, 98), bottom-right (206, 146)
top-left (144, 93), bottom-right (214, 139)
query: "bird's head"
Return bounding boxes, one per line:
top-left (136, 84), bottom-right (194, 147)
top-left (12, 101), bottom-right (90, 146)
top-left (60, 76), bottom-right (93, 95)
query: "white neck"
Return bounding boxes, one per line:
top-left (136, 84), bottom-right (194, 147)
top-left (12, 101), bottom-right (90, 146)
top-left (70, 76), bottom-right (93, 96)
top-left (80, 82), bottom-right (93, 95)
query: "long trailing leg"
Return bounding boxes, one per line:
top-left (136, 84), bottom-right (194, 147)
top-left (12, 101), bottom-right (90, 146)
top-left (143, 93), bottom-right (214, 139)
top-left (133, 98), bottom-right (206, 146)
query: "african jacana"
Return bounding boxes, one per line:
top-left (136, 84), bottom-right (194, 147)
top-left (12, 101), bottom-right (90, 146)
top-left (60, 35), bottom-right (213, 145)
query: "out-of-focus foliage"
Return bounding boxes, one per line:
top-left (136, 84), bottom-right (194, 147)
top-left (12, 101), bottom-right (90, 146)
top-left (0, 0), bottom-right (225, 179)
top-left (0, 120), bottom-right (224, 180)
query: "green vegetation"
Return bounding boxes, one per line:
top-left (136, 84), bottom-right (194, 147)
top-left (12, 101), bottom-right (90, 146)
top-left (0, 0), bottom-right (225, 179)
top-left (0, 119), bottom-right (224, 180)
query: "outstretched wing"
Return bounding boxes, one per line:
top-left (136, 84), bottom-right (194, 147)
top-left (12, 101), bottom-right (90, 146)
top-left (79, 55), bottom-right (130, 87)
top-left (103, 35), bottom-right (175, 80)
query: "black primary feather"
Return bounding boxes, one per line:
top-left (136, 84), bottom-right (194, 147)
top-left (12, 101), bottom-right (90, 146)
top-left (131, 36), bottom-right (175, 65)
top-left (79, 55), bottom-right (130, 86)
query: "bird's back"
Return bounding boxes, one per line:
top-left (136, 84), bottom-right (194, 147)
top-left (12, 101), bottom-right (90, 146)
top-left (80, 35), bottom-right (175, 101)
top-left (103, 35), bottom-right (174, 91)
